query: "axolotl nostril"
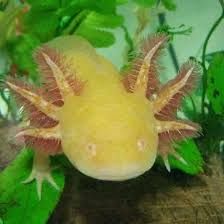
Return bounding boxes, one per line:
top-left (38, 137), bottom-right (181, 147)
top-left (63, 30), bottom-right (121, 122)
top-left (6, 34), bottom-right (201, 199)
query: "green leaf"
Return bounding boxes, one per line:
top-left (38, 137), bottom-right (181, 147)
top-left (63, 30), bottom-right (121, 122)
top-left (133, 0), bottom-right (157, 7)
top-left (116, 0), bottom-right (128, 5)
top-left (0, 149), bottom-right (65, 224)
top-left (7, 34), bottom-right (40, 80)
top-left (26, 0), bottom-right (60, 11)
top-left (161, 0), bottom-right (176, 11)
top-left (133, 0), bottom-right (176, 11)
top-left (181, 95), bottom-right (201, 120)
top-left (207, 53), bottom-right (224, 115)
top-left (83, 0), bottom-right (117, 14)
top-left (157, 24), bottom-right (192, 36)
top-left (61, 0), bottom-right (117, 14)
top-left (23, 10), bottom-right (60, 42)
top-left (205, 51), bottom-right (224, 63)
top-left (75, 11), bottom-right (123, 47)
top-left (169, 140), bottom-right (204, 175)
top-left (0, 0), bottom-right (8, 10)
top-left (76, 25), bottom-right (115, 47)
top-left (0, 2), bottom-right (23, 48)
top-left (83, 12), bottom-right (124, 28)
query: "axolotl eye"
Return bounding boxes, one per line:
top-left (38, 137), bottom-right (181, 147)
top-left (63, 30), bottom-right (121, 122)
top-left (86, 140), bottom-right (147, 156)
top-left (137, 139), bottom-right (146, 151)
top-left (86, 140), bottom-right (147, 155)
top-left (86, 143), bottom-right (97, 156)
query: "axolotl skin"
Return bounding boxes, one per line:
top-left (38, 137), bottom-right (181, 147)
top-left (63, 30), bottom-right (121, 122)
top-left (6, 34), bottom-right (201, 199)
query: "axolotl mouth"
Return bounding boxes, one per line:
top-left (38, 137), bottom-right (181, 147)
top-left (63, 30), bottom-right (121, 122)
top-left (77, 164), bottom-right (154, 181)
top-left (61, 139), bottom-right (157, 181)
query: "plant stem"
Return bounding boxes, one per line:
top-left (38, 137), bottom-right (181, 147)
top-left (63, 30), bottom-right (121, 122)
top-left (201, 1), bottom-right (224, 117)
top-left (219, 0), bottom-right (224, 9)
top-left (158, 13), bottom-right (179, 72)
top-left (121, 25), bottom-right (134, 60)
top-left (62, 10), bottom-right (89, 35)
top-left (157, 13), bottom-right (199, 116)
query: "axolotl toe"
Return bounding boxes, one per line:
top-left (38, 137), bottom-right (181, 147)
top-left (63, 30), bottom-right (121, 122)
top-left (7, 34), bottom-right (201, 198)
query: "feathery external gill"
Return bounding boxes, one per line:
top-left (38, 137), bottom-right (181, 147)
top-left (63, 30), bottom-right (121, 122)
top-left (153, 61), bottom-right (201, 120)
top-left (123, 34), bottom-right (168, 96)
top-left (7, 46), bottom-right (84, 156)
top-left (123, 34), bottom-right (201, 171)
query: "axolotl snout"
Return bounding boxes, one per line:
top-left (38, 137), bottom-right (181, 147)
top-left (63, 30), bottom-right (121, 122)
top-left (60, 75), bottom-right (158, 180)
top-left (7, 34), bottom-right (201, 198)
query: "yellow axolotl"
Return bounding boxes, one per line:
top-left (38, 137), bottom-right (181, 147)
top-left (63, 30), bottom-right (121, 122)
top-left (6, 34), bottom-right (201, 199)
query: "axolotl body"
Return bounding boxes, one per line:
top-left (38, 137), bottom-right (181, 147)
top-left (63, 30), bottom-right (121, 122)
top-left (7, 34), bottom-right (201, 199)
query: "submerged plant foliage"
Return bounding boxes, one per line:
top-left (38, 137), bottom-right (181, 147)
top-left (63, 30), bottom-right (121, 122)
top-left (0, 0), bottom-right (223, 223)
top-left (0, 149), bottom-right (64, 224)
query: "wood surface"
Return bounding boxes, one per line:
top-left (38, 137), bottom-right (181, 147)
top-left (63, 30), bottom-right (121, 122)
top-left (49, 156), bottom-right (224, 224)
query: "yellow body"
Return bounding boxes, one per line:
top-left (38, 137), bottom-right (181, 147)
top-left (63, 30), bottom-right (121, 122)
top-left (48, 36), bottom-right (158, 180)
top-left (7, 34), bottom-right (200, 198)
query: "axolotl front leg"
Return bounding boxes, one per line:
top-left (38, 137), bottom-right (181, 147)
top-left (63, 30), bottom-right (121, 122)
top-left (22, 151), bottom-right (59, 199)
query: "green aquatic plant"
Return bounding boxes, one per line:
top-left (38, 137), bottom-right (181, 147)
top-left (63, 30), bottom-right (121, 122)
top-left (0, 149), bottom-right (64, 224)
top-left (5, 0), bottom-right (124, 80)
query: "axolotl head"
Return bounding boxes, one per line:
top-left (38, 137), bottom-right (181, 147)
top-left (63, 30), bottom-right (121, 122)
top-left (59, 90), bottom-right (158, 181)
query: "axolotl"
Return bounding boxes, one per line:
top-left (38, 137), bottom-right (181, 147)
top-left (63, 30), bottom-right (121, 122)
top-left (6, 34), bottom-right (201, 199)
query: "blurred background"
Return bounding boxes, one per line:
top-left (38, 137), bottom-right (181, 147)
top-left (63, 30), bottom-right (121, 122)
top-left (99, 0), bottom-right (223, 74)
top-left (1, 0), bottom-right (223, 119)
